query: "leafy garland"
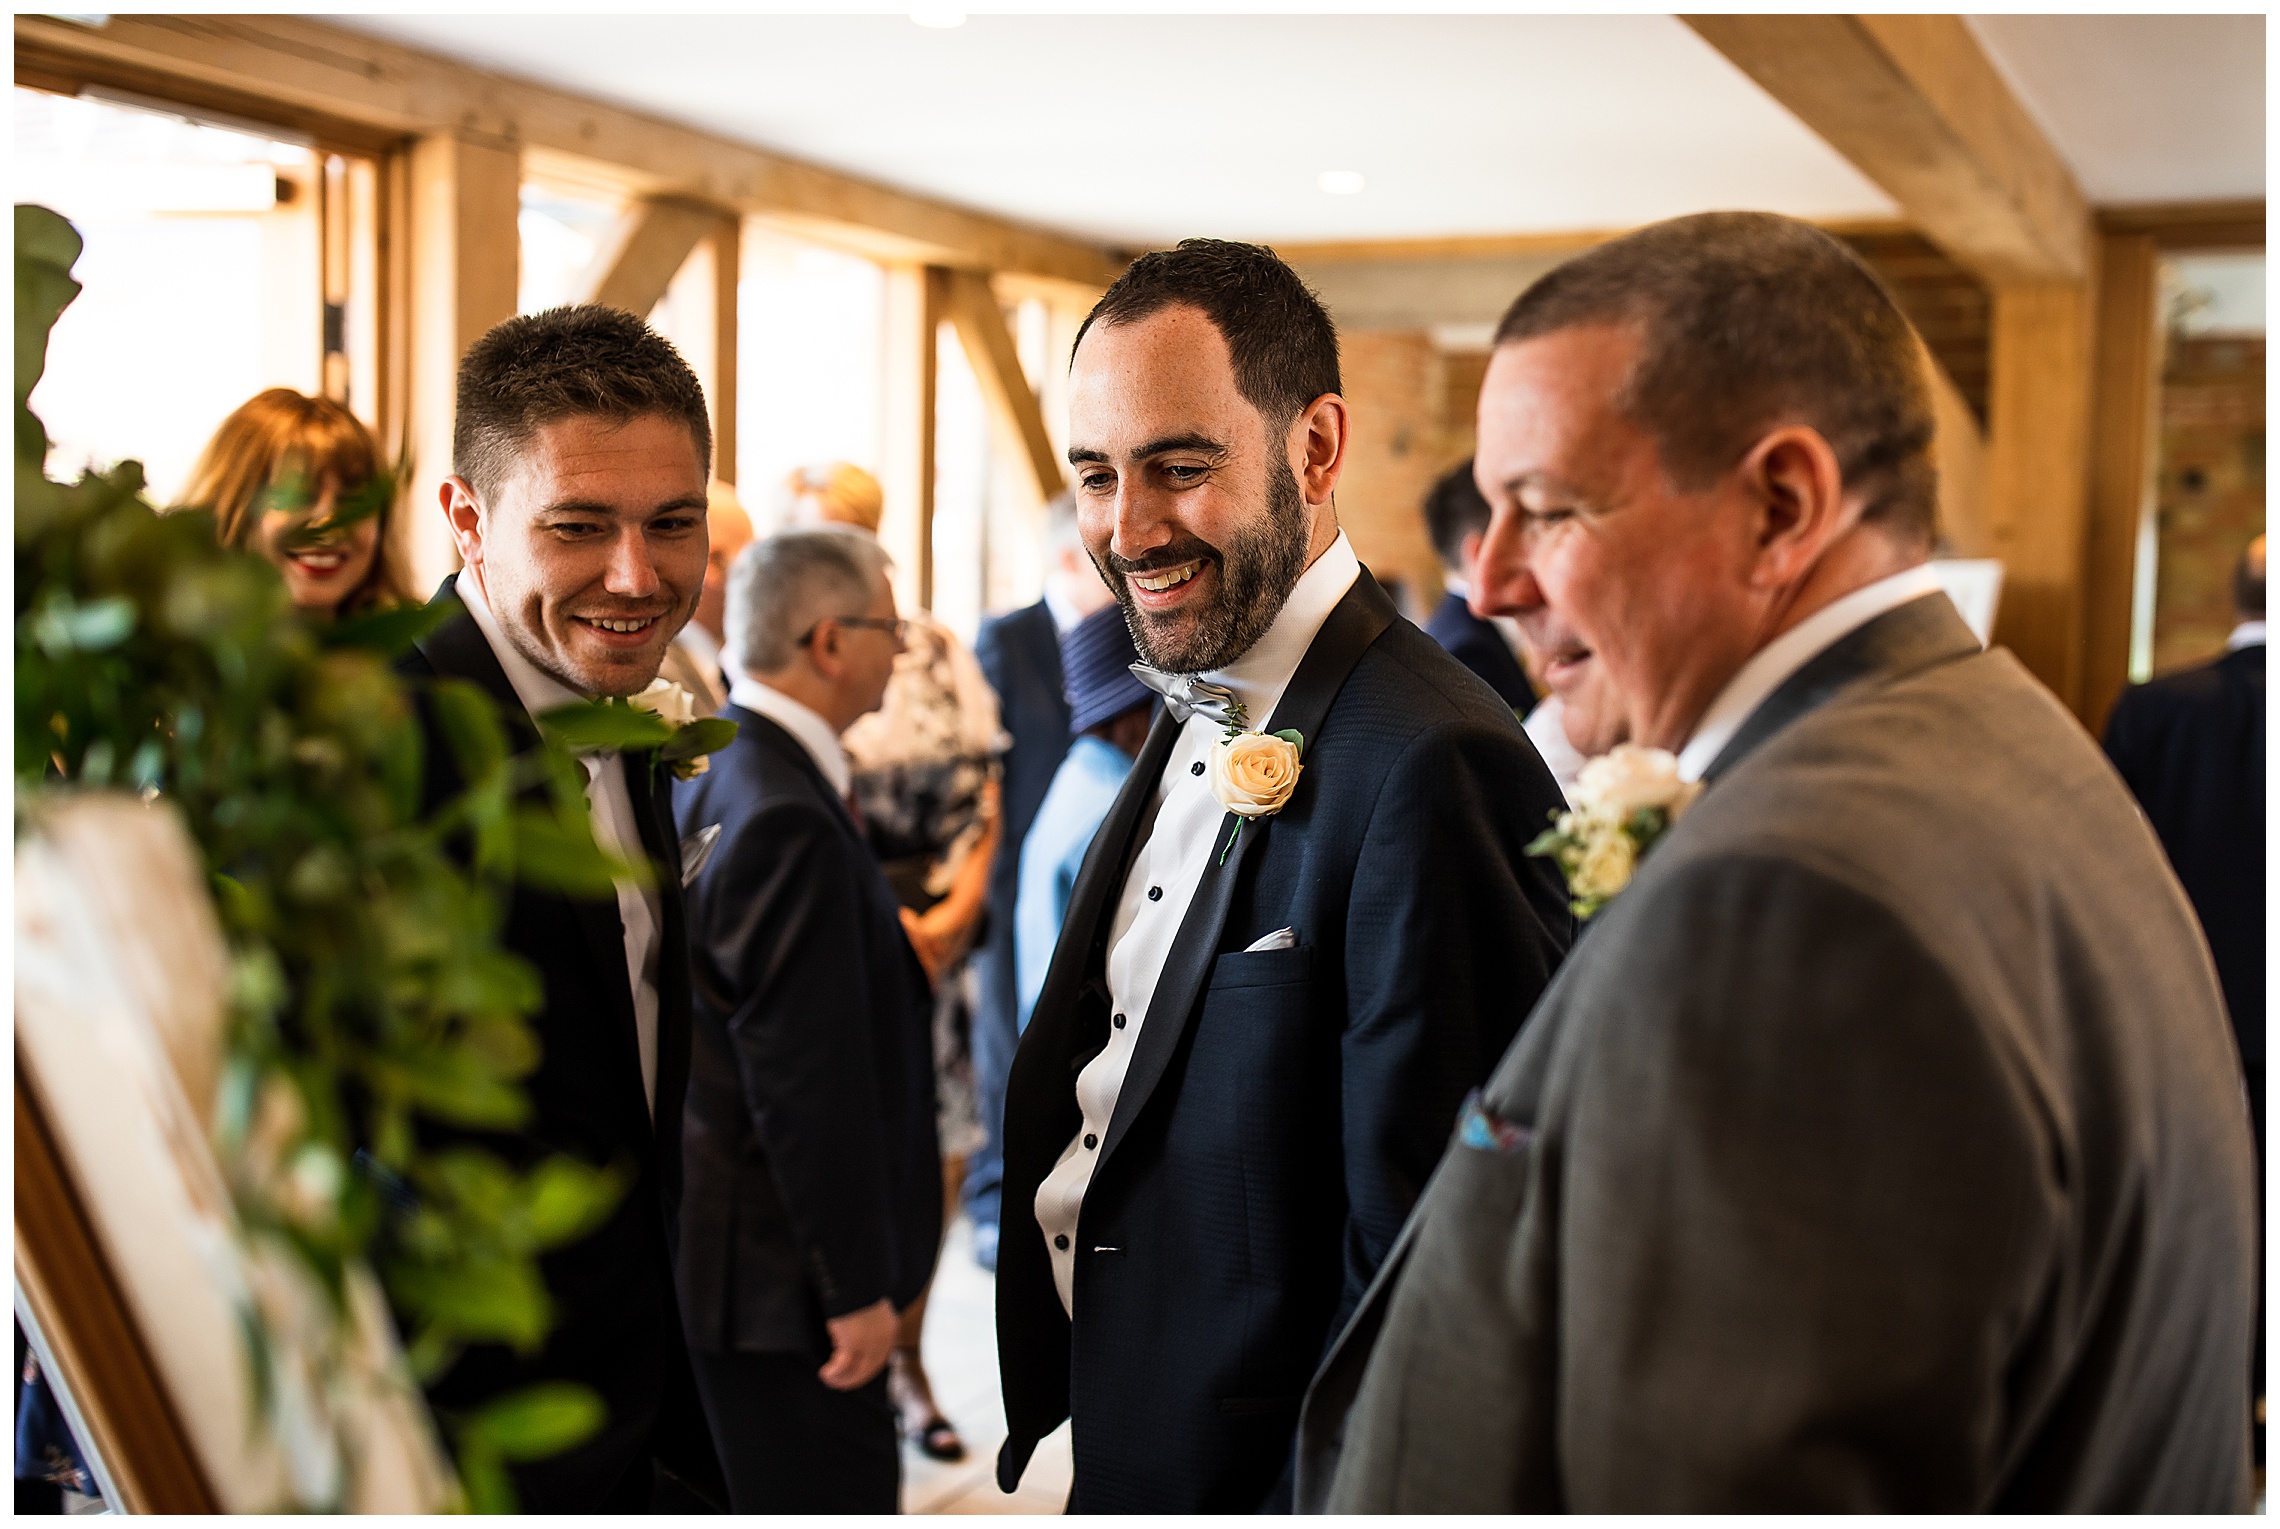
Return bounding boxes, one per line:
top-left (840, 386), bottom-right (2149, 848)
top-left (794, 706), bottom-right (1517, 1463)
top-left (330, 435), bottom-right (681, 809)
top-left (15, 206), bottom-right (630, 1510)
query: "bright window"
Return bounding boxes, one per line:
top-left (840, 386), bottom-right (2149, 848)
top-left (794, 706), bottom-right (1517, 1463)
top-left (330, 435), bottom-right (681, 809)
top-left (18, 86), bottom-right (348, 505)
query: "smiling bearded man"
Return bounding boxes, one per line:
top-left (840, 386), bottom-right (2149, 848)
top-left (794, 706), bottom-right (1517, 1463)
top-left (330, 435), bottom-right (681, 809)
top-left (395, 305), bottom-right (726, 1512)
top-left (992, 239), bottom-right (1575, 1512)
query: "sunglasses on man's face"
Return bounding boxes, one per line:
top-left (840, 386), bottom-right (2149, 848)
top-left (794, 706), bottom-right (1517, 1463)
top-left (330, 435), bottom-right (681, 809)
top-left (798, 615), bottom-right (909, 647)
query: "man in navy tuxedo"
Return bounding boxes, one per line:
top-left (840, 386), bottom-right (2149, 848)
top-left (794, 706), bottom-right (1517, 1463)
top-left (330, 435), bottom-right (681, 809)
top-left (399, 304), bottom-right (724, 1510)
top-left (673, 528), bottom-right (941, 1511)
top-left (968, 495), bottom-right (1116, 1270)
top-left (1421, 458), bottom-right (1536, 713)
top-left (993, 239), bottom-right (1574, 1512)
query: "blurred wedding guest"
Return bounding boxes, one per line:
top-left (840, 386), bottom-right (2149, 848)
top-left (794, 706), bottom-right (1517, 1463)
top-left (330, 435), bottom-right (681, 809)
top-left (404, 305), bottom-right (722, 1509)
top-left (1300, 212), bottom-right (2259, 1514)
top-left (658, 480), bottom-right (754, 713)
top-left (2104, 534), bottom-right (2266, 1144)
top-left (2103, 533), bottom-right (2266, 1448)
top-left (179, 387), bottom-right (408, 618)
top-left (968, 494), bottom-right (1117, 1271)
top-left (996, 240), bottom-right (1573, 1513)
top-left (783, 459), bottom-right (1000, 1462)
top-left (674, 528), bottom-right (941, 1512)
top-left (1422, 457), bottom-right (1535, 713)
top-left (1013, 604), bottom-right (1153, 1031)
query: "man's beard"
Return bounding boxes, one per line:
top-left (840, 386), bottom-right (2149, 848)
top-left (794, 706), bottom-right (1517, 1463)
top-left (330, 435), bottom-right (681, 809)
top-left (1102, 462), bottom-right (1312, 675)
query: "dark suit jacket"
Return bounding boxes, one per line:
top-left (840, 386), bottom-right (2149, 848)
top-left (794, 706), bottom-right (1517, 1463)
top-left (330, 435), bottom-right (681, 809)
top-left (969, 601), bottom-right (1072, 1227)
top-left (396, 576), bottom-right (717, 1511)
top-left (994, 571), bottom-right (1575, 1512)
top-left (1301, 594), bottom-right (2260, 1513)
top-left (1424, 590), bottom-right (1535, 714)
top-left (2102, 643), bottom-right (2265, 1094)
top-left (673, 708), bottom-right (941, 1351)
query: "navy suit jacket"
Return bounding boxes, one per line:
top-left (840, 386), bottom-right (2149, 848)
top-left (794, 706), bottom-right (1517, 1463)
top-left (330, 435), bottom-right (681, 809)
top-left (994, 571), bottom-right (1575, 1512)
top-left (2104, 643), bottom-right (2266, 1088)
top-left (969, 601), bottom-right (1072, 1227)
top-left (1424, 590), bottom-right (1535, 714)
top-left (673, 709), bottom-right (941, 1351)
top-left (396, 576), bottom-right (717, 1510)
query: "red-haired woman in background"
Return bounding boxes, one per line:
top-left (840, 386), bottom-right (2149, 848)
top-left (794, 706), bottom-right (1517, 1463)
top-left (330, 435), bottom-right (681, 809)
top-left (178, 387), bottom-right (408, 617)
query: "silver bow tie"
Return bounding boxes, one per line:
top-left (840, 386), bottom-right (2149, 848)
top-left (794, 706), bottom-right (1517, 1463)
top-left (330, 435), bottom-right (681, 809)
top-left (1129, 663), bottom-right (1246, 729)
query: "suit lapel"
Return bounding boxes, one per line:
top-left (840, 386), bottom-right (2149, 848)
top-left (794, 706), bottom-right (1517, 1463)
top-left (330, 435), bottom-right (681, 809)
top-left (1705, 592), bottom-right (1982, 782)
top-left (1095, 570), bottom-right (1400, 1171)
top-left (416, 575), bottom-right (650, 1137)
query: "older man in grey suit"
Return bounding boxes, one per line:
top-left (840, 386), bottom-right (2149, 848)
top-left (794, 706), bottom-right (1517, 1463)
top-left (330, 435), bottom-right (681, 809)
top-left (1296, 212), bottom-right (2259, 1513)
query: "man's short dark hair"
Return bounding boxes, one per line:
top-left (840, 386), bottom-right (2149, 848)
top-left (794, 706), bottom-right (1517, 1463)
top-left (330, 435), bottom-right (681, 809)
top-left (454, 304), bottom-right (712, 503)
top-left (2235, 540), bottom-right (2265, 618)
top-left (1494, 212), bottom-right (1938, 543)
top-left (1075, 238), bottom-right (1341, 433)
top-left (1424, 458), bottom-right (1491, 573)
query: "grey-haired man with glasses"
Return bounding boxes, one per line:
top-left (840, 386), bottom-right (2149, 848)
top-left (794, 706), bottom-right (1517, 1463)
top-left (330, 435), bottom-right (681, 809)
top-left (671, 527), bottom-right (942, 1511)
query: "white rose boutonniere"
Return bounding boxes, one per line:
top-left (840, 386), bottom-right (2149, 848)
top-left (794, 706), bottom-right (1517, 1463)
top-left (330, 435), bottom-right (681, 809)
top-left (1203, 700), bottom-right (1305, 864)
top-left (541, 680), bottom-right (738, 783)
top-left (1528, 743), bottom-right (1702, 918)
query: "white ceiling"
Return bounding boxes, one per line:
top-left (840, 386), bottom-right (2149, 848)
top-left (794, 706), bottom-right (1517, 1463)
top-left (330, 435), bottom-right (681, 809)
top-left (334, 14), bottom-right (1900, 247)
top-left (335, 14), bottom-right (2265, 249)
top-left (1968, 13), bottom-right (2265, 205)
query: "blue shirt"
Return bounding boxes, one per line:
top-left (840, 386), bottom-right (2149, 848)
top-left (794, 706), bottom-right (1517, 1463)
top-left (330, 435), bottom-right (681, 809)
top-left (1014, 734), bottom-right (1135, 1032)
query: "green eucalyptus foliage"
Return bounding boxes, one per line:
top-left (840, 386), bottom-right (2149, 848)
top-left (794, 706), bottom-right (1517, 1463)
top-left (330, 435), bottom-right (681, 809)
top-left (15, 204), bottom-right (627, 1510)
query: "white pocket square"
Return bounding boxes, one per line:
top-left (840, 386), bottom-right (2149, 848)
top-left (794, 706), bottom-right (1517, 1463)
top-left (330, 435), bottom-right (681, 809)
top-left (1244, 927), bottom-right (1298, 952)
top-left (681, 823), bottom-right (723, 887)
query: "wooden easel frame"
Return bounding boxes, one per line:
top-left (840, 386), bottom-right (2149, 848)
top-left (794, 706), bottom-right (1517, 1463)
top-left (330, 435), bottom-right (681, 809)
top-left (14, 1059), bottom-right (219, 1513)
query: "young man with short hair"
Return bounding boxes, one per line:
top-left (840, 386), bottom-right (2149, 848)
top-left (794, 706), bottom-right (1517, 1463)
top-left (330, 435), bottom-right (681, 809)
top-left (399, 303), bottom-right (723, 1511)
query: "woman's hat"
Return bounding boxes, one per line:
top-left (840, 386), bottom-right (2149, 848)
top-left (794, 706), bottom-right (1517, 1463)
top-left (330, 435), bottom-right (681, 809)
top-left (1062, 604), bottom-right (1152, 734)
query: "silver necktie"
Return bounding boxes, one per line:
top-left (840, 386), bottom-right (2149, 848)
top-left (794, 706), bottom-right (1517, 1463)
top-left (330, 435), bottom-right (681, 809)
top-left (1128, 663), bottom-right (1245, 730)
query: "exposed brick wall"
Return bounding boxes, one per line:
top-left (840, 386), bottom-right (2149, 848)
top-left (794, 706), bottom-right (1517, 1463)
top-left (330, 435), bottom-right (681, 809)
top-left (1336, 330), bottom-right (1478, 620)
top-left (2152, 336), bottom-right (2265, 673)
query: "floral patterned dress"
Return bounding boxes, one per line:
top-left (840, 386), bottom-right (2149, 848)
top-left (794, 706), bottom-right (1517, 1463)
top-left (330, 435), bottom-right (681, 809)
top-left (842, 611), bottom-right (1006, 1160)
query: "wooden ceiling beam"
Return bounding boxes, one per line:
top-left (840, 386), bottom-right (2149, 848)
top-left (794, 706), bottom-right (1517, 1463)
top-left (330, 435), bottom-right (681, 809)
top-left (1682, 15), bottom-right (2090, 284)
top-left (943, 270), bottom-right (1066, 503)
top-left (580, 197), bottom-right (724, 318)
top-left (13, 12), bottom-right (1124, 287)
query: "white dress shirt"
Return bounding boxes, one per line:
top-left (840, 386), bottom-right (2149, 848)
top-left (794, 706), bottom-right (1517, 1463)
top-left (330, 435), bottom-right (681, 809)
top-left (727, 672), bottom-right (853, 799)
top-left (2227, 619), bottom-right (2266, 652)
top-left (1041, 577), bottom-right (1090, 638)
top-left (459, 570), bottom-right (664, 1115)
top-left (1034, 531), bottom-right (1362, 1315)
top-left (1675, 563), bottom-right (1950, 782)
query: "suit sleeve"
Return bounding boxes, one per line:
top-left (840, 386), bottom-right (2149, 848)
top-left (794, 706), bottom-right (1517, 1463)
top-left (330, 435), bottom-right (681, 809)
top-left (699, 799), bottom-right (898, 1319)
top-left (1551, 853), bottom-right (2060, 1509)
top-left (1335, 716), bottom-right (1573, 1334)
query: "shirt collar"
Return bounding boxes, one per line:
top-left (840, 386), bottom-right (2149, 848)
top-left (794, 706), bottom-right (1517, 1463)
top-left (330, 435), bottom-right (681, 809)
top-left (728, 673), bottom-right (852, 798)
top-left (1676, 563), bottom-right (1948, 782)
top-left (2228, 619), bottom-right (2266, 651)
top-left (1203, 530), bottom-right (1362, 727)
top-left (456, 565), bottom-right (590, 720)
top-left (1041, 579), bottom-right (1087, 637)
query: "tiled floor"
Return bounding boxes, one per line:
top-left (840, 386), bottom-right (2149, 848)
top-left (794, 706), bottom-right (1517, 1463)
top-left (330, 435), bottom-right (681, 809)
top-left (900, 1216), bottom-right (1072, 1514)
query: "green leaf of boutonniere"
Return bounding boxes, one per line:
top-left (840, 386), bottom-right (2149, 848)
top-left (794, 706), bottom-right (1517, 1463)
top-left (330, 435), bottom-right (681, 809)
top-left (1271, 728), bottom-right (1305, 755)
top-left (658, 716), bottom-right (738, 763)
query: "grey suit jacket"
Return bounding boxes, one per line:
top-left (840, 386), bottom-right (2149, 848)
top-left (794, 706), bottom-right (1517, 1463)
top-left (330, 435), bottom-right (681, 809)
top-left (1297, 593), bottom-right (2259, 1513)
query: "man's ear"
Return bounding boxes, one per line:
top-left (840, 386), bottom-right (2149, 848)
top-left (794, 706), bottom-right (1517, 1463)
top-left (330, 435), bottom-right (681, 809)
top-left (1458, 529), bottom-right (1486, 579)
top-left (1736, 426), bottom-right (1848, 592)
top-left (1288, 392), bottom-right (1349, 509)
top-left (441, 475), bottom-right (485, 568)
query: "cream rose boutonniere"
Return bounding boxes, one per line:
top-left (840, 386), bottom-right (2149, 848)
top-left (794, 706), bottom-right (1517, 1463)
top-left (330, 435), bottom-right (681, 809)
top-left (1527, 743), bottom-right (1702, 918)
top-left (1208, 725), bottom-right (1304, 863)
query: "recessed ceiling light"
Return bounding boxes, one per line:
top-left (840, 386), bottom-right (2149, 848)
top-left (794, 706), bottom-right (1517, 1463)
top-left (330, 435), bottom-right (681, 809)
top-left (911, 8), bottom-right (966, 27)
top-left (1318, 170), bottom-right (1366, 196)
